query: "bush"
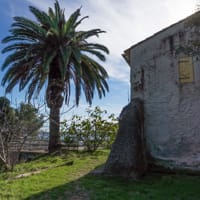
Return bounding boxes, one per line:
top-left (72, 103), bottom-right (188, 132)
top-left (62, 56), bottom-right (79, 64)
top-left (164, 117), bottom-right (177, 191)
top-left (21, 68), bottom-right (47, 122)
top-left (61, 107), bottom-right (118, 152)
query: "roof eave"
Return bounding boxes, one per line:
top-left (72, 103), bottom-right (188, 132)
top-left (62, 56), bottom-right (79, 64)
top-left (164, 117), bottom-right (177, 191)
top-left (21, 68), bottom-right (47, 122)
top-left (123, 10), bottom-right (200, 61)
top-left (122, 49), bottom-right (131, 66)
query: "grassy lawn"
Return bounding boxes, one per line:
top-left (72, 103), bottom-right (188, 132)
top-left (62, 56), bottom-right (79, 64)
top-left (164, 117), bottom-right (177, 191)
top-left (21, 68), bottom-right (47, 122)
top-left (0, 150), bottom-right (200, 200)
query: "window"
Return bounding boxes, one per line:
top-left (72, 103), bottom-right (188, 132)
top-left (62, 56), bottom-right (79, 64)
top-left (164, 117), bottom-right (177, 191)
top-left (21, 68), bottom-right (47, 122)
top-left (178, 57), bottom-right (194, 83)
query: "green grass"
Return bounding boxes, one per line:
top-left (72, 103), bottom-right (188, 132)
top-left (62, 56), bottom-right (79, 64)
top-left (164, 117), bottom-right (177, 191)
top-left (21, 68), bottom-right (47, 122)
top-left (0, 150), bottom-right (200, 200)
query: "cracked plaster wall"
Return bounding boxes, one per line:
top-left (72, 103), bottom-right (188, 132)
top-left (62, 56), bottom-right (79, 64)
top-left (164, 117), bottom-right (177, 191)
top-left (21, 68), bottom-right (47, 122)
top-left (130, 20), bottom-right (200, 170)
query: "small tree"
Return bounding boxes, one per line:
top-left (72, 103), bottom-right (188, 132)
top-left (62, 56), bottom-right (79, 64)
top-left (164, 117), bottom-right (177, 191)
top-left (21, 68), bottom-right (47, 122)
top-left (61, 115), bottom-right (82, 150)
top-left (16, 103), bottom-right (44, 139)
top-left (61, 107), bottom-right (118, 152)
top-left (0, 97), bottom-right (44, 170)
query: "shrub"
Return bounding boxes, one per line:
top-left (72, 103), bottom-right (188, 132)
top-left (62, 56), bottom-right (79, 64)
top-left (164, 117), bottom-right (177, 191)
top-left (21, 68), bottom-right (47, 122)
top-left (61, 107), bottom-right (118, 152)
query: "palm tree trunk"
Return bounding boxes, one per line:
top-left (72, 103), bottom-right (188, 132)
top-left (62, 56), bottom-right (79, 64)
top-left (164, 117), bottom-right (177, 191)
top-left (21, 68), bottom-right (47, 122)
top-left (47, 58), bottom-right (64, 153)
top-left (48, 106), bottom-right (61, 153)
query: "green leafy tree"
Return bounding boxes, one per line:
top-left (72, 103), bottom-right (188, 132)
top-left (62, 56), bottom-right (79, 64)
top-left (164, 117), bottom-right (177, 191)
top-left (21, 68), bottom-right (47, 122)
top-left (61, 115), bottom-right (82, 149)
top-left (0, 97), bottom-right (43, 170)
top-left (16, 103), bottom-right (44, 138)
top-left (0, 97), bottom-right (16, 165)
top-left (1, 1), bottom-right (109, 153)
top-left (0, 97), bottom-right (15, 126)
top-left (61, 107), bottom-right (118, 152)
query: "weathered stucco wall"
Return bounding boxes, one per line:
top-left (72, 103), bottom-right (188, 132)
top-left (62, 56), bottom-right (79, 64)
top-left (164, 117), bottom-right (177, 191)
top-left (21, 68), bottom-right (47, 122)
top-left (129, 19), bottom-right (200, 170)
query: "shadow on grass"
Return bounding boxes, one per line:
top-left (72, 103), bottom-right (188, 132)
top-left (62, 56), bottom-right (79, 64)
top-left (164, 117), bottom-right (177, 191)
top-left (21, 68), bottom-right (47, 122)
top-left (24, 169), bottom-right (200, 200)
top-left (24, 164), bottom-right (106, 200)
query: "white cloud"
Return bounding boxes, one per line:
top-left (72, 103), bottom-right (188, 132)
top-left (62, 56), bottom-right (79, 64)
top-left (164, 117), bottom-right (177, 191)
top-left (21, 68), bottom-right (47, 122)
top-left (26, 0), bottom-right (196, 82)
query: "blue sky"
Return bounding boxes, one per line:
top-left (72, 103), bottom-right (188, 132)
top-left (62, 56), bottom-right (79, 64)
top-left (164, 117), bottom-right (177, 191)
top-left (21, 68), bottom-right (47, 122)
top-left (0, 0), bottom-right (196, 120)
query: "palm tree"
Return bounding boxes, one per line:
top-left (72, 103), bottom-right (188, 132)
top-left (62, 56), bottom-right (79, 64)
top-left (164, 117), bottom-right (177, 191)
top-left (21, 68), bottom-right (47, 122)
top-left (1, 1), bottom-right (109, 153)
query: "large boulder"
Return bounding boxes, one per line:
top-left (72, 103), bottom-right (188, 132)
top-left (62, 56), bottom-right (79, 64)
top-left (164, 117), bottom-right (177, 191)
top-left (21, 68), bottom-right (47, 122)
top-left (103, 98), bottom-right (148, 178)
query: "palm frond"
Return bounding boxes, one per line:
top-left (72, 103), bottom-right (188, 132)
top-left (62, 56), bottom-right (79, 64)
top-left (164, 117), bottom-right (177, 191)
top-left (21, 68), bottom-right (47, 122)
top-left (82, 49), bottom-right (106, 61)
top-left (12, 16), bottom-right (46, 36)
top-left (2, 35), bottom-right (36, 43)
top-left (76, 29), bottom-right (106, 40)
top-left (59, 46), bottom-right (72, 80)
top-left (81, 43), bottom-right (109, 54)
top-left (29, 6), bottom-right (56, 31)
top-left (62, 8), bottom-right (81, 36)
top-left (1, 43), bottom-right (30, 53)
top-left (1, 50), bottom-right (27, 70)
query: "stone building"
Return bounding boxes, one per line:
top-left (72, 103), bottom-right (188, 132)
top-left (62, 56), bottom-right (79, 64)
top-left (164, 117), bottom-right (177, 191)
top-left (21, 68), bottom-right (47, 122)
top-left (123, 12), bottom-right (200, 171)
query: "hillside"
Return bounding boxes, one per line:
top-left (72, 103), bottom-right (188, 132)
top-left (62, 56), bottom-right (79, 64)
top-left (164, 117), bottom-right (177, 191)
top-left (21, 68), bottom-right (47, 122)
top-left (0, 150), bottom-right (200, 200)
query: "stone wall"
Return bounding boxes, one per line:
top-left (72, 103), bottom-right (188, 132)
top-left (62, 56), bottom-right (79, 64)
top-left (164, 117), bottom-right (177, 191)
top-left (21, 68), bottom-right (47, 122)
top-left (129, 19), bottom-right (200, 170)
top-left (0, 139), bottom-right (48, 153)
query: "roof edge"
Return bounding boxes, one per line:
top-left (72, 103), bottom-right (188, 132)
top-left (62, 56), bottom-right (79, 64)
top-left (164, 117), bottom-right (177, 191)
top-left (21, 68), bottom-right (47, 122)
top-left (124, 11), bottom-right (200, 55)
